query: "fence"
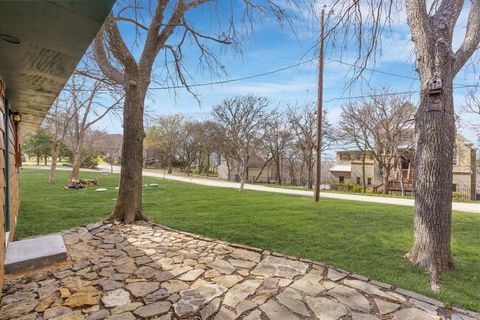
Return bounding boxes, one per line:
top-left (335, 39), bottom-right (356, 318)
top-left (452, 185), bottom-right (480, 202)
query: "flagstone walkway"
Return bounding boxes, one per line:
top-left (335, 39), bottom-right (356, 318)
top-left (1, 222), bottom-right (478, 320)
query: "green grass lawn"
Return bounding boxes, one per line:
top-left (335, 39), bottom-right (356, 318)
top-left (17, 168), bottom-right (480, 311)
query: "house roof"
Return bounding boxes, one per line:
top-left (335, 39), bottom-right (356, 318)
top-left (329, 165), bottom-right (352, 172)
top-left (0, 0), bottom-right (115, 134)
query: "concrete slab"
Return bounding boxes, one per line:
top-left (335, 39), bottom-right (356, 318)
top-left (5, 234), bottom-right (67, 273)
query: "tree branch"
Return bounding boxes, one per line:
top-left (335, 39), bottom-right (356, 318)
top-left (405, 0), bottom-right (432, 68)
top-left (453, 0), bottom-right (480, 74)
top-left (115, 16), bottom-right (149, 31)
top-left (92, 25), bottom-right (125, 84)
top-left (104, 14), bottom-right (138, 72)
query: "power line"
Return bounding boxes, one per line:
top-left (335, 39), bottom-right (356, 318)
top-left (149, 58), bottom-right (317, 90)
top-left (324, 84), bottom-right (477, 103)
top-left (326, 58), bottom-right (419, 80)
top-left (149, 57), bottom-right (418, 90)
top-left (147, 57), bottom-right (478, 101)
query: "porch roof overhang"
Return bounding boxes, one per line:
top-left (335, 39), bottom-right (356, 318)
top-left (329, 165), bottom-right (352, 172)
top-left (0, 0), bottom-right (115, 135)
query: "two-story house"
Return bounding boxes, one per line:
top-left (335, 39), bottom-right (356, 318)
top-left (330, 134), bottom-right (476, 199)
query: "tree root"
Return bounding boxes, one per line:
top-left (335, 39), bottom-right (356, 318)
top-left (429, 269), bottom-right (440, 293)
top-left (405, 250), bottom-right (454, 293)
top-left (106, 209), bottom-right (149, 224)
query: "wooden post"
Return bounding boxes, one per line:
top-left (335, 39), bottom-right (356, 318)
top-left (314, 8), bottom-right (325, 202)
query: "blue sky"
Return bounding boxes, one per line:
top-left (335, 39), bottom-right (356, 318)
top-left (95, 1), bottom-right (480, 157)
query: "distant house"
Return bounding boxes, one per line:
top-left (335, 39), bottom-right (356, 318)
top-left (217, 155), bottom-right (335, 186)
top-left (330, 134), bottom-right (477, 199)
top-left (217, 156), bottom-right (274, 182)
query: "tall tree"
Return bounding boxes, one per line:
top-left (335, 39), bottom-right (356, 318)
top-left (64, 73), bottom-right (122, 181)
top-left (404, 1), bottom-right (480, 287)
top-left (288, 104), bottom-right (335, 189)
top-left (338, 102), bottom-right (371, 193)
top-left (213, 95), bottom-right (269, 191)
top-left (23, 130), bottom-right (52, 166)
top-left (364, 93), bottom-right (415, 195)
top-left (262, 109), bottom-right (292, 185)
top-left (197, 120), bottom-right (223, 175)
top-left (145, 114), bottom-right (184, 173)
top-left (178, 120), bottom-right (202, 175)
top-left (326, 1), bottom-right (480, 288)
top-left (43, 98), bottom-right (75, 184)
top-left (93, 0), bottom-right (288, 223)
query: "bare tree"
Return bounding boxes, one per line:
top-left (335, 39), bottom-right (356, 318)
top-left (285, 144), bottom-right (303, 186)
top-left (464, 88), bottom-right (480, 115)
top-left (262, 109), bottom-right (292, 185)
top-left (338, 93), bottom-right (415, 195)
top-left (364, 92), bottom-right (415, 195)
top-left (288, 104), bottom-right (336, 189)
top-left (338, 102), bottom-right (371, 192)
top-left (64, 73), bottom-right (122, 181)
top-left (93, 0), bottom-right (291, 223)
top-left (43, 98), bottom-right (75, 184)
top-left (213, 95), bottom-right (269, 191)
top-left (196, 121), bottom-right (223, 175)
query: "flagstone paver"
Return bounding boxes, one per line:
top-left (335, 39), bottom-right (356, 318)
top-left (1, 222), bottom-right (478, 320)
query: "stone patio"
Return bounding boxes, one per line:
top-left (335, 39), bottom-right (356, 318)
top-left (1, 222), bottom-right (478, 320)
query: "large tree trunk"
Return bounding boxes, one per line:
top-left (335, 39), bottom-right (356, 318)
top-left (49, 147), bottom-right (60, 184)
top-left (110, 86), bottom-right (148, 223)
top-left (406, 67), bottom-right (455, 288)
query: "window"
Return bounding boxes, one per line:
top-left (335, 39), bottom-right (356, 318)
top-left (452, 184), bottom-right (457, 192)
top-left (356, 177), bottom-right (361, 185)
top-left (367, 178), bottom-right (372, 185)
top-left (339, 176), bottom-right (345, 184)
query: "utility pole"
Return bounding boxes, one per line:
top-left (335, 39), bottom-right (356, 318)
top-left (314, 7), bottom-right (325, 202)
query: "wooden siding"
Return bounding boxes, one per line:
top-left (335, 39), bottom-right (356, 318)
top-left (0, 95), bottom-right (4, 291)
top-left (0, 93), bottom-right (21, 291)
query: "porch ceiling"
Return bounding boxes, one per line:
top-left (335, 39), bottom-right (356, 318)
top-left (0, 0), bottom-right (115, 135)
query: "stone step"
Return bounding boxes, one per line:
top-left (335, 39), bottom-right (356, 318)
top-left (5, 234), bottom-right (67, 273)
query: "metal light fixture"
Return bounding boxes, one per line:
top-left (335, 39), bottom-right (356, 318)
top-left (0, 33), bottom-right (21, 44)
top-left (12, 112), bottom-right (21, 123)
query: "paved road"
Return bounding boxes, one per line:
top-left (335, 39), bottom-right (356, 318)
top-left (25, 164), bottom-right (480, 214)
top-left (140, 169), bottom-right (480, 214)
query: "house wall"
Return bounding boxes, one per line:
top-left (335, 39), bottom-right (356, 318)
top-left (351, 162), bottom-right (375, 186)
top-left (217, 158), bottom-right (273, 182)
top-left (330, 171), bottom-right (352, 184)
top-left (332, 151), bottom-right (375, 185)
top-left (217, 161), bottom-right (230, 180)
top-left (0, 92), bottom-right (21, 290)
